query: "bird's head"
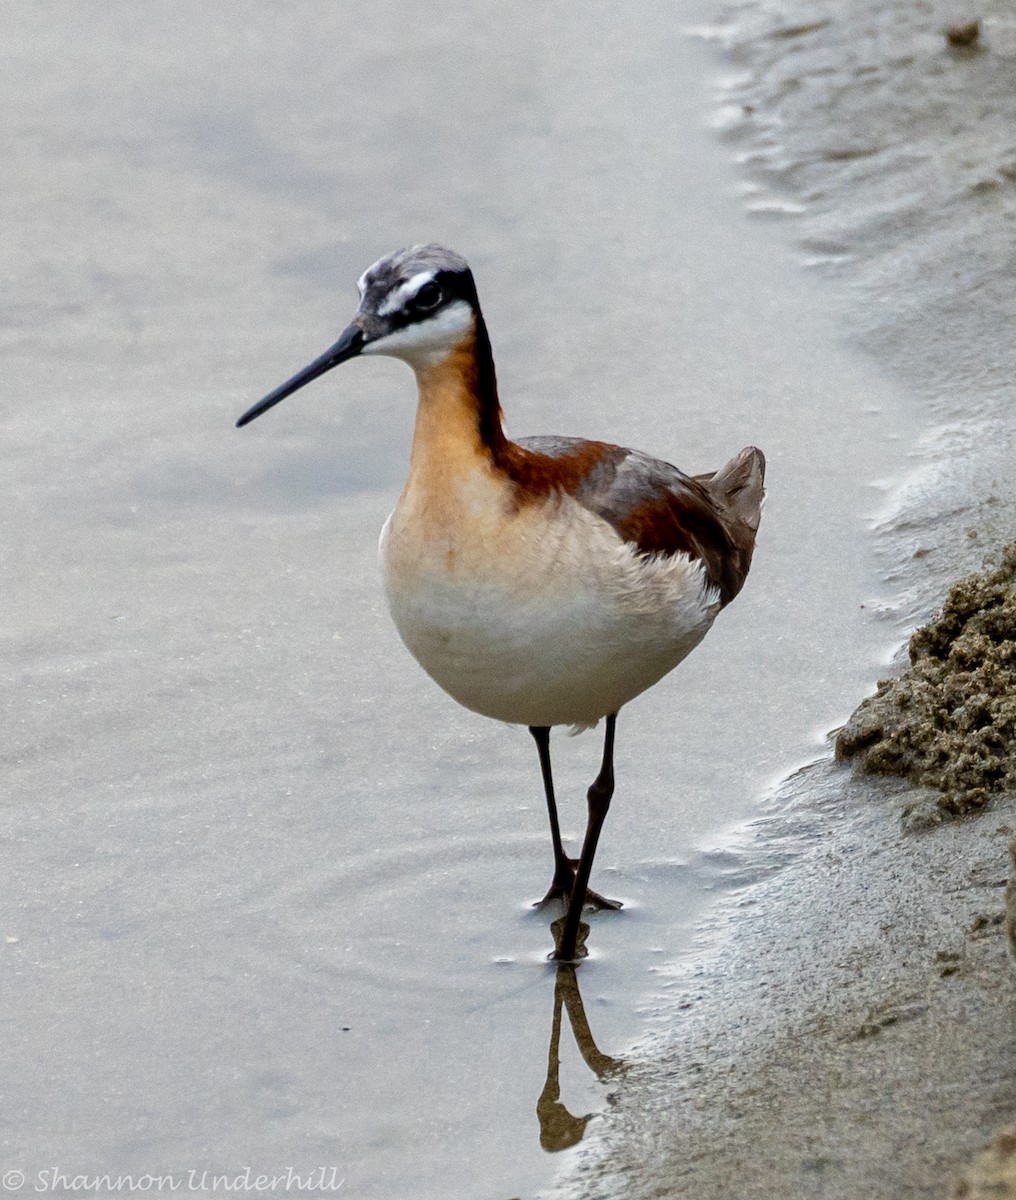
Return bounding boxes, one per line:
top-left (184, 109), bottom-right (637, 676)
top-left (236, 244), bottom-right (481, 428)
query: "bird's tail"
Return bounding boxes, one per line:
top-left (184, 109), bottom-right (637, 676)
top-left (693, 446), bottom-right (766, 606)
top-left (701, 445), bottom-right (766, 532)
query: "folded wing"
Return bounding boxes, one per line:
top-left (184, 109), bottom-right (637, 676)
top-left (513, 437), bottom-right (766, 607)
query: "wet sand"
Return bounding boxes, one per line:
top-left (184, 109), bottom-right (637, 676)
top-left (548, 1), bottom-right (1016, 1195)
top-left (549, 769), bottom-right (1016, 1199)
top-left (838, 542), bottom-right (1016, 822)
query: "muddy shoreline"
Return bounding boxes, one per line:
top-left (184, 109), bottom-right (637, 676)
top-left (551, 758), bottom-right (1016, 1199)
top-left (837, 543), bottom-right (1016, 825)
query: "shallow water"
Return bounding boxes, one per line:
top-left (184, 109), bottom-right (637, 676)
top-left (4, 3), bottom-right (924, 1197)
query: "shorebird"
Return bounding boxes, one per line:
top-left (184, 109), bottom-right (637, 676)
top-left (237, 245), bottom-right (765, 962)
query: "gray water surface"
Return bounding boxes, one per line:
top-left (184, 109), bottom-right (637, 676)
top-left (4, 4), bottom-right (923, 1197)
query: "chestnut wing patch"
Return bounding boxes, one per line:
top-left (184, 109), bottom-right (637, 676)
top-left (512, 437), bottom-right (751, 607)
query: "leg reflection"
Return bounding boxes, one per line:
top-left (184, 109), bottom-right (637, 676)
top-left (536, 963), bottom-right (625, 1152)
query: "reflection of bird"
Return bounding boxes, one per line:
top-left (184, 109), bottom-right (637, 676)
top-left (537, 963), bottom-right (624, 1152)
top-left (237, 245), bottom-right (765, 962)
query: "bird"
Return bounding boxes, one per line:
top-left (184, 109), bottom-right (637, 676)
top-left (236, 244), bottom-right (765, 963)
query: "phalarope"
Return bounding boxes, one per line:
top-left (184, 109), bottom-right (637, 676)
top-left (237, 244), bottom-right (765, 962)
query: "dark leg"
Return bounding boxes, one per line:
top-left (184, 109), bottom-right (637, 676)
top-left (530, 726), bottom-right (578, 902)
top-left (530, 725), bottom-right (622, 911)
top-left (552, 713), bottom-right (618, 962)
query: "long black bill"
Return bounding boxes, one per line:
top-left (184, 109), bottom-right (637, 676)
top-left (235, 323), bottom-right (366, 428)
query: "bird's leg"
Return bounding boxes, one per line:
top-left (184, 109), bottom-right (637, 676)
top-left (530, 725), bottom-right (622, 912)
top-left (553, 714), bottom-right (618, 963)
top-left (530, 726), bottom-right (575, 901)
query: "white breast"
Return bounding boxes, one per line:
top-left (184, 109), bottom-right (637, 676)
top-left (379, 485), bottom-right (719, 729)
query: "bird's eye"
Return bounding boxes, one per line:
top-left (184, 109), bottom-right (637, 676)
top-left (413, 281), bottom-right (443, 312)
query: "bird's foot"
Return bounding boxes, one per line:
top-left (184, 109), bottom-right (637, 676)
top-left (535, 862), bottom-right (622, 912)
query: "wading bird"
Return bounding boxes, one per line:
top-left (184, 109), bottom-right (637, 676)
top-left (237, 245), bottom-right (764, 962)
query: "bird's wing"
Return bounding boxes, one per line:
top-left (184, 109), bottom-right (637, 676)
top-left (514, 436), bottom-right (763, 607)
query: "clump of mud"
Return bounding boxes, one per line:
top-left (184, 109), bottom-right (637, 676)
top-left (836, 542), bottom-right (1016, 817)
top-left (951, 1123), bottom-right (1016, 1198)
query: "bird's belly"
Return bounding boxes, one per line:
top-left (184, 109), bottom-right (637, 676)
top-left (379, 497), bottom-right (718, 728)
